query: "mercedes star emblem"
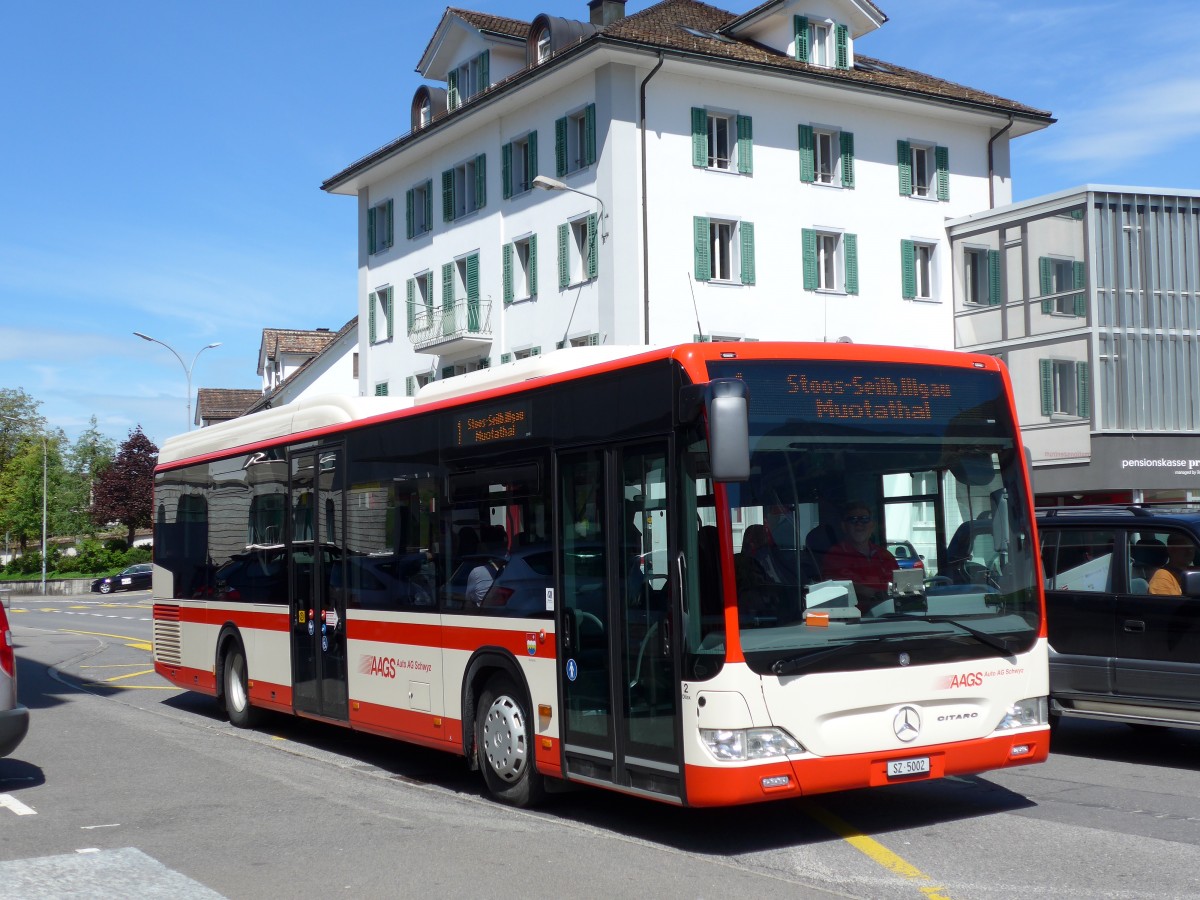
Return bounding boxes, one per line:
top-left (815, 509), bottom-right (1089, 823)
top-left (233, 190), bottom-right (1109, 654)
top-left (893, 706), bottom-right (921, 742)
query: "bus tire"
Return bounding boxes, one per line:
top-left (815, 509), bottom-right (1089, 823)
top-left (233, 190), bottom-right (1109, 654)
top-left (475, 674), bottom-right (544, 807)
top-left (223, 642), bottom-right (261, 729)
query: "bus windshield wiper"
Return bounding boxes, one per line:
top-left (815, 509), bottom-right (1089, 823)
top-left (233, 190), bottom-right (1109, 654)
top-left (772, 635), bottom-right (910, 677)
top-left (922, 616), bottom-right (1015, 663)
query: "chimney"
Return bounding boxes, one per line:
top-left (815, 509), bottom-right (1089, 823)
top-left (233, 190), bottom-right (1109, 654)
top-left (588, 0), bottom-right (626, 26)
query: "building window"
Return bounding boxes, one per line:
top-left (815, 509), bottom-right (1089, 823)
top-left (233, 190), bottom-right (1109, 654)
top-left (368, 285), bottom-right (393, 344)
top-left (442, 155), bottom-right (486, 222)
top-left (374, 381), bottom-right (389, 397)
top-left (448, 50), bottom-right (489, 110)
top-left (368, 199), bottom-right (393, 254)
top-left (503, 234), bottom-right (537, 303)
top-left (535, 29), bottom-right (551, 64)
top-left (503, 132), bottom-right (538, 199)
top-left (691, 108), bottom-right (752, 174)
top-left (799, 125), bottom-right (854, 188)
top-left (557, 214), bottom-right (598, 288)
top-left (352, 352), bottom-right (359, 378)
top-left (964, 247), bottom-right (1000, 306)
top-left (802, 229), bottom-right (858, 294)
top-left (1039, 256), bottom-right (1086, 316)
top-left (693, 216), bottom-right (755, 285)
top-left (901, 239), bottom-right (938, 301)
top-left (1039, 358), bottom-right (1091, 419)
top-left (898, 140), bottom-right (949, 200)
top-left (406, 271), bottom-right (434, 333)
top-left (406, 180), bottom-right (432, 239)
top-left (794, 16), bottom-right (849, 69)
top-left (555, 103), bottom-right (596, 176)
top-left (513, 346), bottom-right (542, 360)
top-left (418, 98), bottom-right (431, 128)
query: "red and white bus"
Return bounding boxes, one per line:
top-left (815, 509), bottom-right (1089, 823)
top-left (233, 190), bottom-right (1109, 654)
top-left (151, 342), bottom-right (1049, 807)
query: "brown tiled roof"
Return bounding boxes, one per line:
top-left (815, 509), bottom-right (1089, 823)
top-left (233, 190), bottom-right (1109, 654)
top-left (451, 8), bottom-right (532, 40)
top-left (196, 388), bottom-right (261, 422)
top-left (261, 328), bottom-right (338, 361)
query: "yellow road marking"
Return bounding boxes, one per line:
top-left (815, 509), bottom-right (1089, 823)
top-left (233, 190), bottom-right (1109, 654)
top-left (804, 803), bottom-right (953, 900)
top-left (102, 669), bottom-right (155, 683)
top-left (59, 629), bottom-right (151, 652)
top-left (81, 664), bottom-right (151, 669)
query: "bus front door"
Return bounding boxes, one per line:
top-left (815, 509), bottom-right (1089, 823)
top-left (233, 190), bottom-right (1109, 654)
top-left (288, 447), bottom-right (349, 722)
top-left (557, 443), bottom-right (681, 801)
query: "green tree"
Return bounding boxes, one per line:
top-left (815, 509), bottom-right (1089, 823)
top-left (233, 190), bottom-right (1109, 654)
top-left (63, 416), bottom-right (116, 537)
top-left (90, 426), bottom-right (158, 548)
top-left (0, 388), bottom-right (45, 477)
top-left (0, 432), bottom-right (67, 554)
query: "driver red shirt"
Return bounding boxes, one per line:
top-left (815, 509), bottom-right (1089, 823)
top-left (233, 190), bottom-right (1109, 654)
top-left (821, 541), bottom-right (898, 597)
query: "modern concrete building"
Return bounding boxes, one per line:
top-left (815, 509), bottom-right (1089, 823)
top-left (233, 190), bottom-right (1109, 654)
top-left (321, 0), bottom-right (1052, 398)
top-left (949, 185), bottom-right (1200, 505)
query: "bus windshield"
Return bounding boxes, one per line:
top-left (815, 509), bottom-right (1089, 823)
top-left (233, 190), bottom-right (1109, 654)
top-left (707, 358), bottom-right (1039, 676)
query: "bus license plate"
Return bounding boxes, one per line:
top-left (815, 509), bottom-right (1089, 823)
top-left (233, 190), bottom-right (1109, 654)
top-left (887, 756), bottom-right (930, 778)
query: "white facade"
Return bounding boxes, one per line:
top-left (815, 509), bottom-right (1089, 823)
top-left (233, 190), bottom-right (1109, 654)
top-left (323, 0), bottom-right (1051, 398)
top-left (258, 321), bottom-right (359, 408)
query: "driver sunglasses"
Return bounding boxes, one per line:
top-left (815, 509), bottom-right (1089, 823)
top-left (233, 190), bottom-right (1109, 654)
top-left (843, 515), bottom-right (872, 525)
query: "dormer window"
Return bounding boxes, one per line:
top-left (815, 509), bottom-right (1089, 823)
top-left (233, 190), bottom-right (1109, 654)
top-left (535, 28), bottom-right (551, 64)
top-left (793, 16), bottom-right (849, 69)
top-left (447, 50), bottom-right (490, 110)
top-left (418, 98), bottom-right (431, 128)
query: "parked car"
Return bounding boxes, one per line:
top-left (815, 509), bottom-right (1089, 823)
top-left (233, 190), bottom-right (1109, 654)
top-left (886, 539), bottom-right (924, 570)
top-left (1037, 504), bottom-right (1200, 732)
top-left (91, 563), bottom-right (153, 594)
top-left (1, 597), bottom-right (30, 757)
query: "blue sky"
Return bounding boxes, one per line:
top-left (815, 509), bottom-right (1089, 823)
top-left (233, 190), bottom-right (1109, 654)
top-left (3, 0), bottom-right (1198, 449)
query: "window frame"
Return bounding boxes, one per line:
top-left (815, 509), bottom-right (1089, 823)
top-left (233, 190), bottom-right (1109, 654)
top-left (368, 198), bottom-right (393, 255)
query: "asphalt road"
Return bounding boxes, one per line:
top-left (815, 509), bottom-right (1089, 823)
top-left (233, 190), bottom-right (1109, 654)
top-left (2, 591), bottom-right (1199, 899)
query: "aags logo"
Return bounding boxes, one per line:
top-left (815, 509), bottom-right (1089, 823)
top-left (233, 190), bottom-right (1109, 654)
top-left (940, 671), bottom-right (984, 689)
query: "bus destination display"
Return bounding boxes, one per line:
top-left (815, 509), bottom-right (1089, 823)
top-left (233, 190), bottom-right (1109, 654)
top-left (452, 400), bottom-right (533, 447)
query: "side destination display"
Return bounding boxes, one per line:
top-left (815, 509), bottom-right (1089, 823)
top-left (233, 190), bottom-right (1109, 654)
top-left (450, 400), bottom-right (533, 447)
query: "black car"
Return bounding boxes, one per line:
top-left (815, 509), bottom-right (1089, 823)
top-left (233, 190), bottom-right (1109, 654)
top-left (1038, 504), bottom-right (1200, 732)
top-left (91, 563), bottom-right (153, 594)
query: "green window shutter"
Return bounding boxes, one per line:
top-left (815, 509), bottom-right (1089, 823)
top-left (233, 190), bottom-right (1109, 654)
top-left (406, 279), bottom-right (415, 331)
top-left (694, 216), bottom-right (711, 281)
top-left (843, 233), bottom-right (858, 295)
top-left (384, 199), bottom-right (393, 248)
top-left (900, 239), bottom-right (916, 299)
top-left (502, 142), bottom-right (512, 199)
top-left (586, 333), bottom-right (598, 346)
top-left (501, 353), bottom-right (512, 364)
top-left (691, 107), bottom-right (708, 167)
top-left (1073, 261), bottom-right (1087, 317)
top-left (503, 243), bottom-right (514, 304)
top-left (736, 115), bottom-right (753, 175)
top-left (368, 290), bottom-right (377, 343)
top-left (479, 50), bottom-right (489, 91)
top-left (740, 221), bottom-right (755, 285)
top-left (556, 340), bottom-right (565, 350)
top-left (557, 222), bottom-right (569, 288)
top-left (586, 213), bottom-right (598, 279)
top-left (897, 140), bottom-right (912, 196)
top-left (386, 285), bottom-right (394, 339)
top-left (442, 366), bottom-right (455, 380)
top-left (840, 131), bottom-right (855, 189)
top-left (475, 154), bottom-right (486, 209)
top-left (405, 189), bottom-right (414, 240)
top-left (367, 206), bottom-right (376, 254)
top-left (555, 117), bottom-right (568, 176)
top-left (447, 69), bottom-right (459, 110)
top-left (528, 234), bottom-right (538, 296)
top-left (798, 125), bottom-right (815, 183)
top-left (988, 249), bottom-right (1002, 306)
top-left (442, 169), bottom-right (455, 221)
top-left (375, 381), bottom-right (388, 397)
top-left (584, 103), bottom-right (596, 166)
top-left (1039, 256), bottom-right (1054, 312)
top-left (834, 23), bottom-right (849, 69)
top-left (793, 15), bottom-right (809, 61)
top-left (423, 181), bottom-right (433, 232)
top-left (405, 376), bottom-right (415, 397)
top-left (442, 262), bottom-right (454, 309)
top-left (801, 228), bottom-right (817, 290)
top-left (527, 130), bottom-right (538, 184)
top-left (531, 346), bottom-right (541, 356)
top-left (479, 357), bottom-right (490, 369)
top-left (466, 253), bottom-right (480, 332)
top-left (1039, 359), bottom-right (1054, 416)
top-left (1076, 361), bottom-right (1091, 418)
top-left (935, 146), bottom-right (949, 201)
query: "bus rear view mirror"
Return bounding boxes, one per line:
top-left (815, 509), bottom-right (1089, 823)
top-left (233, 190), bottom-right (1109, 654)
top-left (680, 379), bottom-right (750, 482)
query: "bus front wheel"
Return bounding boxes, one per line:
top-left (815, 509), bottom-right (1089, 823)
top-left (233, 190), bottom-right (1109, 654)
top-left (476, 675), bottom-right (544, 807)
top-left (223, 642), bottom-right (261, 729)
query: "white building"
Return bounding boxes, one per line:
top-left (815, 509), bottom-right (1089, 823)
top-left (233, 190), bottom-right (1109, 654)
top-left (248, 318), bottom-right (360, 413)
top-left (321, 0), bottom-right (1052, 397)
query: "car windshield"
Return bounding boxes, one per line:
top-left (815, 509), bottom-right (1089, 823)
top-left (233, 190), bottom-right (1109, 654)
top-left (707, 358), bottom-right (1040, 676)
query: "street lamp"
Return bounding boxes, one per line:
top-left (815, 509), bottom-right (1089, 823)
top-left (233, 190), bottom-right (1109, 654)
top-left (0, 415), bottom-right (46, 594)
top-left (132, 332), bottom-right (222, 432)
top-left (531, 176), bottom-right (609, 241)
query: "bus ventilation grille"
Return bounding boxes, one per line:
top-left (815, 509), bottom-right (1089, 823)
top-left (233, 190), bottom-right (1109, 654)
top-left (153, 604), bottom-right (180, 621)
top-left (153, 620), bottom-right (182, 666)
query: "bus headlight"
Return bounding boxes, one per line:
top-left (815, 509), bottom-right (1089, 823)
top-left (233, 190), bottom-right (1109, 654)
top-left (995, 696), bottom-right (1048, 730)
top-left (700, 727), bottom-right (803, 761)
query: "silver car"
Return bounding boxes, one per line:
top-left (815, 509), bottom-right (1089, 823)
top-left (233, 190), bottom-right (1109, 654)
top-left (1, 597), bottom-right (30, 757)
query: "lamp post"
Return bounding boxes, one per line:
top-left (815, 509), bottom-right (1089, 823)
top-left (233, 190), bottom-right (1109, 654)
top-left (132, 333), bottom-right (221, 431)
top-left (0, 415), bottom-right (46, 594)
top-left (531, 176), bottom-right (609, 242)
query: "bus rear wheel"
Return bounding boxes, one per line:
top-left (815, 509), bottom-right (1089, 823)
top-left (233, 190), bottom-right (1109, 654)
top-left (223, 642), bottom-right (261, 729)
top-left (476, 675), bottom-right (544, 807)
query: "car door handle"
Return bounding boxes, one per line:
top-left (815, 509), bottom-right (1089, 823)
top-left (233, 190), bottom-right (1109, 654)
top-left (1124, 619), bottom-right (1146, 633)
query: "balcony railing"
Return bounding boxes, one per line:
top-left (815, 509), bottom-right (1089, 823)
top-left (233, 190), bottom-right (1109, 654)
top-left (410, 298), bottom-right (492, 352)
